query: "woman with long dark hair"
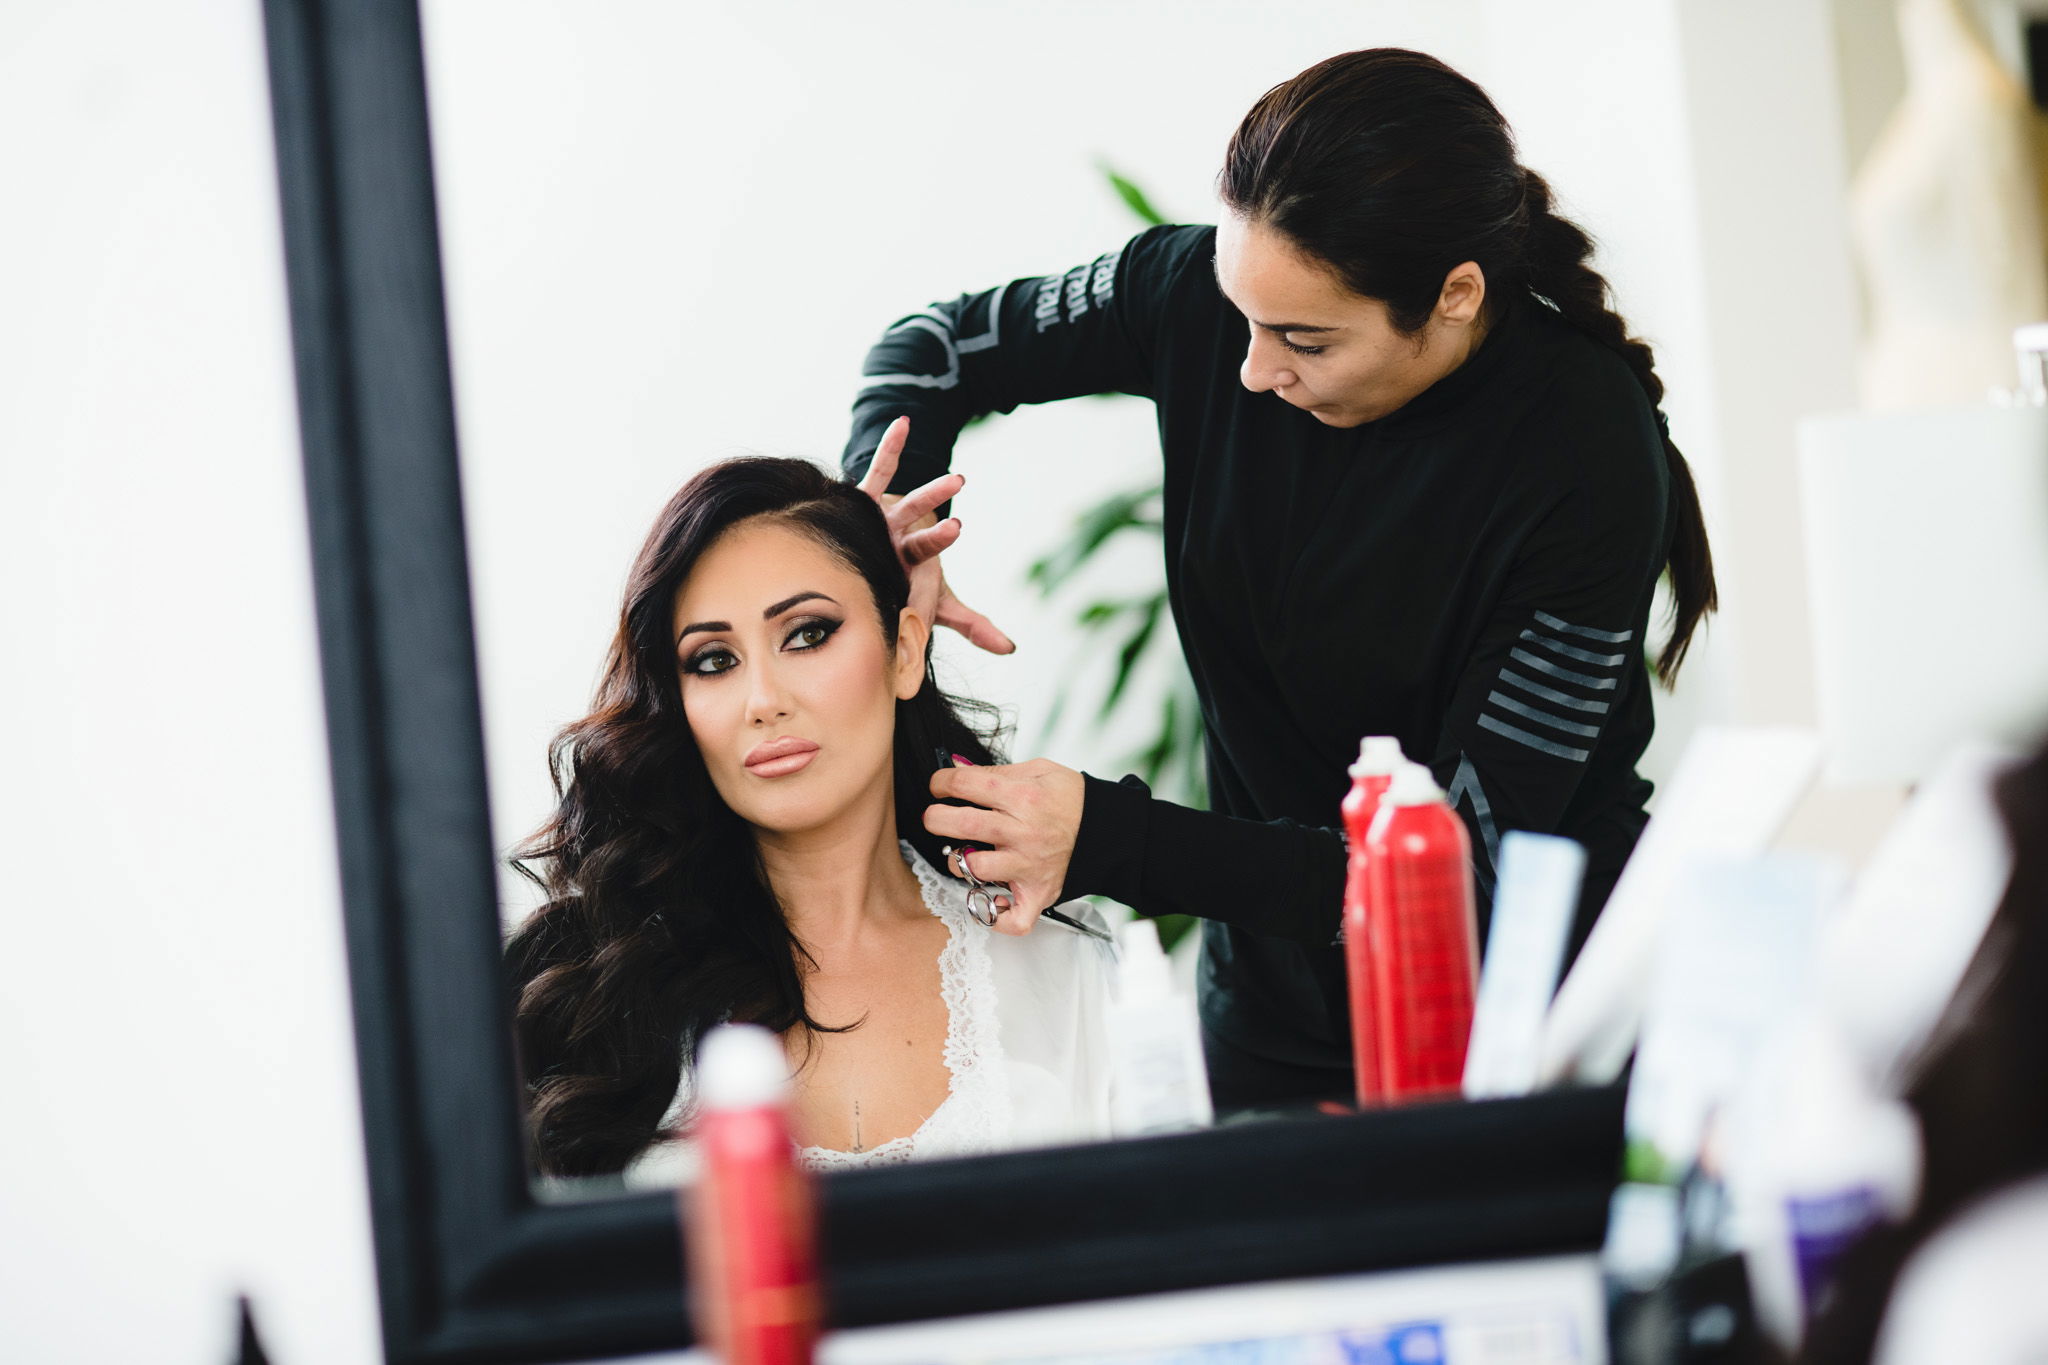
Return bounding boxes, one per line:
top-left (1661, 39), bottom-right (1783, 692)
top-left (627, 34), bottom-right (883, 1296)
top-left (506, 457), bottom-right (1114, 1180)
top-left (846, 48), bottom-right (1717, 1111)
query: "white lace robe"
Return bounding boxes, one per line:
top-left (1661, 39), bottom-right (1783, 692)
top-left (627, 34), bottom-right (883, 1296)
top-left (622, 842), bottom-right (1118, 1185)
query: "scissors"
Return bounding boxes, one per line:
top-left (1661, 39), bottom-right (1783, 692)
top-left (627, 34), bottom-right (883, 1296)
top-left (935, 751), bottom-right (1113, 943)
top-left (943, 842), bottom-right (1010, 928)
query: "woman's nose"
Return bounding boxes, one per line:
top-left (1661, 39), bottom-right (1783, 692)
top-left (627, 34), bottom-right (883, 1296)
top-left (1239, 333), bottom-right (1298, 395)
top-left (746, 662), bottom-right (793, 727)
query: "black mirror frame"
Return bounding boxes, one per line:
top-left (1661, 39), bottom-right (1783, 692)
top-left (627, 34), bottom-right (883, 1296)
top-left (261, 2), bottom-right (1625, 1361)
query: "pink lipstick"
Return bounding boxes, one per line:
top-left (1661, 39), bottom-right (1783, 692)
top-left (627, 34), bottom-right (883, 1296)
top-left (744, 736), bottom-right (819, 778)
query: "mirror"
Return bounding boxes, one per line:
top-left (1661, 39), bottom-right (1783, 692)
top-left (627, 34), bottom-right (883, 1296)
top-left (268, 1), bottom-right (1630, 1356)
top-left (416, 0), bottom-right (1707, 1194)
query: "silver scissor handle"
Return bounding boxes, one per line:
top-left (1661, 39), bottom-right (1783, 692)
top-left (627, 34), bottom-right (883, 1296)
top-left (964, 885), bottom-right (1002, 928)
top-left (947, 844), bottom-right (1009, 928)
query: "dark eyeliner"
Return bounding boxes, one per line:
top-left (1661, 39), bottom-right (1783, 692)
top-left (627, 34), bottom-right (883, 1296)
top-left (683, 644), bottom-right (736, 676)
top-left (1281, 338), bottom-right (1326, 357)
top-left (785, 616), bottom-right (842, 651)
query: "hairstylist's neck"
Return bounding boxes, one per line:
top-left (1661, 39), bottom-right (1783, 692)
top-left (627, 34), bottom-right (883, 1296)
top-left (755, 787), bottom-right (927, 950)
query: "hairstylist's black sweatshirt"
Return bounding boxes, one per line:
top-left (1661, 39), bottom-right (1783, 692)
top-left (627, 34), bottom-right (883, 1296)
top-left (844, 225), bottom-right (1670, 1090)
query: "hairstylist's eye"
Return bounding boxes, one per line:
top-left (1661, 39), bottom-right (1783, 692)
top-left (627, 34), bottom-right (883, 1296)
top-left (785, 617), bottom-right (841, 652)
top-left (1281, 337), bottom-right (1326, 357)
top-left (684, 645), bottom-right (738, 676)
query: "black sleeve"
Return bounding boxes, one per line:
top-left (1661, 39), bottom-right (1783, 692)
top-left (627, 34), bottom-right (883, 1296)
top-left (841, 225), bottom-right (1211, 493)
top-left (1424, 420), bottom-right (1668, 906)
top-left (1062, 774), bottom-right (1346, 948)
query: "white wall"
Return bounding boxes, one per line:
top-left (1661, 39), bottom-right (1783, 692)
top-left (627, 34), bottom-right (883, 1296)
top-left (6, 1), bottom-right (1902, 1360)
top-left (1, 4), bottom-right (379, 1363)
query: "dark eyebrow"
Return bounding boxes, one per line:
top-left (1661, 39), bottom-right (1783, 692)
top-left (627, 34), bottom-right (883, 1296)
top-left (675, 592), bottom-right (840, 646)
top-left (1209, 259), bottom-right (1340, 335)
top-left (763, 590), bottom-right (837, 619)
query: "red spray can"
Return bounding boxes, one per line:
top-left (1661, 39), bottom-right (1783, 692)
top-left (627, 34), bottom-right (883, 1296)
top-left (685, 1024), bottom-right (820, 1365)
top-left (1361, 762), bottom-right (1481, 1104)
top-left (1341, 736), bottom-right (1406, 1106)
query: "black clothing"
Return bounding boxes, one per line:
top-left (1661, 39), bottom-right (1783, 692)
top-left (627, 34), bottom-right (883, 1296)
top-left (1200, 1025), bottom-right (1354, 1117)
top-left (844, 225), bottom-right (1670, 1093)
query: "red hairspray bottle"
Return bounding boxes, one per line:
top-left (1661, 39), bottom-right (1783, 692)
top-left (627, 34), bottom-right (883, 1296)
top-left (1341, 736), bottom-right (1406, 1106)
top-left (685, 1024), bottom-right (820, 1365)
top-left (1362, 762), bottom-right (1481, 1104)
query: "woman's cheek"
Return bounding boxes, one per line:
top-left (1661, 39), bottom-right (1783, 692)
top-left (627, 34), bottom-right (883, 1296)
top-left (682, 684), bottom-right (736, 780)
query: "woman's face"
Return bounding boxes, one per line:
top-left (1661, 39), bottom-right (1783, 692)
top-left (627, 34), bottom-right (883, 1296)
top-left (671, 517), bottom-right (926, 836)
top-left (1213, 213), bottom-right (1486, 428)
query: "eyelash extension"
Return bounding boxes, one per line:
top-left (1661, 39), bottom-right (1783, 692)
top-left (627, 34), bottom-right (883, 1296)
top-left (685, 646), bottom-right (736, 676)
top-left (784, 616), bottom-right (841, 651)
top-left (1281, 338), bottom-right (1326, 357)
top-left (684, 617), bottom-right (842, 676)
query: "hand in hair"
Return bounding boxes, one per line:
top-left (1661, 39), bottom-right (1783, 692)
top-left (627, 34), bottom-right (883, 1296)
top-left (924, 757), bottom-right (1086, 934)
top-left (858, 415), bottom-right (1016, 654)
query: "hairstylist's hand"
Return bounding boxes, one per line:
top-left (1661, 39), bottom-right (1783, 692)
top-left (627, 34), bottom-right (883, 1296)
top-left (924, 758), bottom-right (1084, 935)
top-left (856, 416), bottom-right (1015, 655)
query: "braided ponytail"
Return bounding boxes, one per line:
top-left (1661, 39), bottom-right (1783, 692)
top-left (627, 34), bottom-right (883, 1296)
top-left (1222, 48), bottom-right (1718, 685)
top-left (1518, 169), bottom-right (1717, 684)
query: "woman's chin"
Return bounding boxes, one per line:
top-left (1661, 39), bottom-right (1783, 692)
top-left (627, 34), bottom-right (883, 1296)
top-left (733, 786), bottom-right (864, 840)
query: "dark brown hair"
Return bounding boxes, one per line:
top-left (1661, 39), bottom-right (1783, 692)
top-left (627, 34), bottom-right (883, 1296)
top-left (504, 457), bottom-right (1000, 1177)
top-left (1220, 48), bottom-right (1716, 684)
top-left (1799, 743), bottom-right (2048, 1362)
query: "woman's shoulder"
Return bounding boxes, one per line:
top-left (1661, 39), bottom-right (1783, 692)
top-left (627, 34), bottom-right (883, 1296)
top-left (1120, 223), bottom-right (1222, 318)
top-left (897, 841), bottom-right (1115, 972)
top-left (1516, 303), bottom-right (1660, 443)
top-left (998, 900), bottom-right (1119, 979)
top-left (1507, 304), bottom-right (1669, 518)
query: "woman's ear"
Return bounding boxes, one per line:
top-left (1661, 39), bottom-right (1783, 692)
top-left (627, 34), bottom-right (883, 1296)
top-left (893, 607), bottom-right (931, 701)
top-left (1437, 260), bottom-right (1486, 326)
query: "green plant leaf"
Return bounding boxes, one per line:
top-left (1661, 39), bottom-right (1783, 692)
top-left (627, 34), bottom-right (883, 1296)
top-left (1076, 599), bottom-right (1128, 628)
top-left (1098, 161), bottom-right (1169, 227)
top-left (1151, 913), bottom-right (1197, 954)
top-left (1025, 483), bottom-right (1161, 598)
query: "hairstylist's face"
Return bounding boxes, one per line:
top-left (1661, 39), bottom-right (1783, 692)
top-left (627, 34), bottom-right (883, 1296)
top-left (1215, 213), bottom-right (1486, 428)
top-left (672, 518), bottom-right (927, 837)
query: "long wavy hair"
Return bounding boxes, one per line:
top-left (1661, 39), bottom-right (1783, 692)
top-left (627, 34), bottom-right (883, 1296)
top-left (1220, 47), bottom-right (1717, 685)
top-left (504, 457), bottom-right (1001, 1177)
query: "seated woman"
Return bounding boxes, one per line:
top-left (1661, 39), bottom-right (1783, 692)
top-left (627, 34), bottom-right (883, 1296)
top-left (505, 456), bottom-right (1115, 1183)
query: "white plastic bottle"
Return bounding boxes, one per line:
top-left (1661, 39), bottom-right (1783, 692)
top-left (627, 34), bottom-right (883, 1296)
top-left (1731, 1015), bottom-right (1922, 1350)
top-left (1463, 831), bottom-right (1586, 1100)
top-left (1107, 919), bottom-right (1216, 1137)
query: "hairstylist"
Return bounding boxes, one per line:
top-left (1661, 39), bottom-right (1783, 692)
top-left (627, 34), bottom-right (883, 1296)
top-left (844, 49), bottom-right (1716, 1112)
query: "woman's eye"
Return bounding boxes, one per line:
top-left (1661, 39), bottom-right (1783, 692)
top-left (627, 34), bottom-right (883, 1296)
top-left (1281, 338), bottom-right (1326, 357)
top-left (787, 619), bottom-right (840, 651)
top-left (686, 648), bottom-right (737, 676)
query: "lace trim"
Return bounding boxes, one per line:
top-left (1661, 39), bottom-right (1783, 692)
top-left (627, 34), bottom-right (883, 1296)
top-left (793, 843), bottom-right (1010, 1170)
top-left (911, 840), bottom-right (1011, 1153)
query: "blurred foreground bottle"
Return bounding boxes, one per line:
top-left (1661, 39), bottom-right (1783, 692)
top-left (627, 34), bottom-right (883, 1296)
top-left (1108, 918), bottom-right (1215, 1136)
top-left (686, 1024), bottom-right (819, 1365)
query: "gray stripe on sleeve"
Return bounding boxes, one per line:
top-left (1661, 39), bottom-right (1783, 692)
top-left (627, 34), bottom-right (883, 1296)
top-left (1447, 753), bottom-right (1502, 877)
top-left (955, 289), bottom-right (1003, 355)
top-left (1499, 670), bottom-right (1612, 715)
top-left (1488, 691), bottom-right (1603, 739)
top-left (1509, 647), bottom-right (1619, 691)
top-left (1520, 629), bottom-right (1627, 668)
top-left (1478, 714), bottom-right (1592, 762)
top-left (858, 314), bottom-right (963, 392)
top-left (1535, 610), bottom-right (1634, 644)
